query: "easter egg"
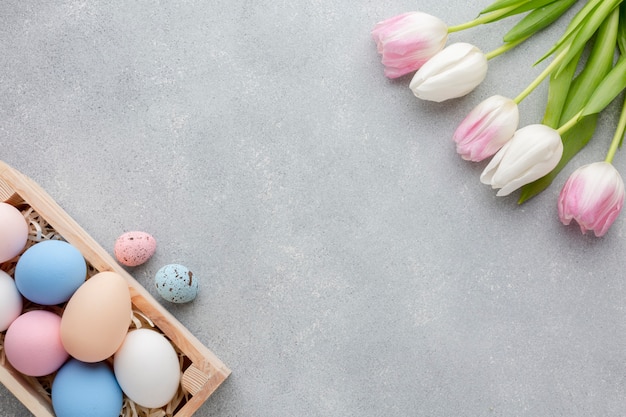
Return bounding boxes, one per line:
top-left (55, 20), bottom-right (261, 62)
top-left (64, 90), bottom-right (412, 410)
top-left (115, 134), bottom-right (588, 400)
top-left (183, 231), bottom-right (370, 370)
top-left (0, 270), bottom-right (23, 331)
top-left (0, 202), bottom-right (28, 263)
top-left (52, 359), bottom-right (123, 417)
top-left (155, 264), bottom-right (198, 303)
top-left (4, 310), bottom-right (69, 376)
top-left (114, 231), bottom-right (156, 267)
top-left (113, 329), bottom-right (181, 408)
top-left (14, 240), bottom-right (87, 305)
top-left (60, 271), bottom-right (131, 362)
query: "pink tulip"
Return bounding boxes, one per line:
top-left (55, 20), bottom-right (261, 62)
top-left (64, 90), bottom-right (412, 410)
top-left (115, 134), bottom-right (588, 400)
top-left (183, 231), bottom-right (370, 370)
top-left (453, 95), bottom-right (519, 161)
top-left (372, 12), bottom-right (448, 79)
top-left (558, 162), bottom-right (625, 237)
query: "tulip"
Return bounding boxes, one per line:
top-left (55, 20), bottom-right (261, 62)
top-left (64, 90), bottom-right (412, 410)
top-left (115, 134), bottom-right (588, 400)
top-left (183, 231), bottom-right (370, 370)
top-left (371, 12), bottom-right (448, 79)
top-left (453, 95), bottom-right (519, 162)
top-left (480, 124), bottom-right (563, 196)
top-left (409, 42), bottom-right (488, 102)
top-left (558, 162), bottom-right (624, 237)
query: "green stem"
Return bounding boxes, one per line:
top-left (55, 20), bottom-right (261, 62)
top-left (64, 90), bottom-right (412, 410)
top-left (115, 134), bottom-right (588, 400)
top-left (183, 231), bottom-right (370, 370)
top-left (605, 94), bottom-right (626, 163)
top-left (448, 5), bottom-right (522, 33)
top-left (513, 48), bottom-right (569, 104)
top-left (485, 35), bottom-right (531, 60)
top-left (557, 109), bottom-right (584, 136)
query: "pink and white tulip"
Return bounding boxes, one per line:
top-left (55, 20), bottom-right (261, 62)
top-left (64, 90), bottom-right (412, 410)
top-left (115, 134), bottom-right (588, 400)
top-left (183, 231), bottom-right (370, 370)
top-left (558, 162), bottom-right (624, 237)
top-left (480, 124), bottom-right (563, 196)
top-left (409, 42), bottom-right (488, 102)
top-left (453, 95), bottom-right (519, 161)
top-left (372, 12), bottom-right (448, 79)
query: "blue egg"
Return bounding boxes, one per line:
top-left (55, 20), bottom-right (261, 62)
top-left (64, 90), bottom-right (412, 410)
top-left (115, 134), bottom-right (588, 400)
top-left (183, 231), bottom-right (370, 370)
top-left (155, 264), bottom-right (198, 303)
top-left (15, 240), bottom-right (87, 305)
top-left (52, 359), bottom-right (123, 417)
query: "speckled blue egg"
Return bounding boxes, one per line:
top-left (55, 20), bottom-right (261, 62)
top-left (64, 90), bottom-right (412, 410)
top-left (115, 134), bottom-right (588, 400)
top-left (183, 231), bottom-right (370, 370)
top-left (52, 359), bottom-right (123, 417)
top-left (155, 264), bottom-right (198, 303)
top-left (14, 240), bottom-right (87, 305)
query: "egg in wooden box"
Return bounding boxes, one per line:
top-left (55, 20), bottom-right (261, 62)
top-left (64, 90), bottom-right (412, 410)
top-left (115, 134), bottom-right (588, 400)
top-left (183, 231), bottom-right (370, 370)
top-left (15, 240), bottom-right (87, 305)
top-left (0, 270), bottom-right (22, 331)
top-left (113, 328), bottom-right (181, 408)
top-left (60, 271), bottom-right (131, 362)
top-left (4, 310), bottom-right (69, 377)
top-left (0, 202), bottom-right (28, 263)
top-left (51, 359), bottom-right (123, 417)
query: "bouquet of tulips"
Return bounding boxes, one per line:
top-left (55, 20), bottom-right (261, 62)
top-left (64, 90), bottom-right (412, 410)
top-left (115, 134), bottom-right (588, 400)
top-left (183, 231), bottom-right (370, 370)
top-left (373, 0), bottom-right (626, 237)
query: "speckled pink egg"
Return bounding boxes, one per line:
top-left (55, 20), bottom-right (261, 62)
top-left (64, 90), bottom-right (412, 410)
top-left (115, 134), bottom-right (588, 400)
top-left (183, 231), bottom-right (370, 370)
top-left (114, 231), bottom-right (156, 267)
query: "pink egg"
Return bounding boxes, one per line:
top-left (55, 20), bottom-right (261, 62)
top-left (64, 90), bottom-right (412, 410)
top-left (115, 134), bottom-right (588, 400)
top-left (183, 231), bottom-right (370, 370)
top-left (0, 202), bottom-right (28, 263)
top-left (114, 231), bottom-right (156, 267)
top-left (4, 310), bottom-right (69, 376)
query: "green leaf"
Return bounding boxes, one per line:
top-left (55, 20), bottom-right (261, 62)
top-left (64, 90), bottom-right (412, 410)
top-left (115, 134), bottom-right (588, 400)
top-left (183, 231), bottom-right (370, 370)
top-left (518, 115), bottom-right (598, 203)
top-left (498, 0), bottom-right (561, 17)
top-left (560, 6), bottom-right (619, 121)
top-left (541, 48), bottom-right (583, 128)
top-left (480, 0), bottom-right (532, 14)
top-left (618, 3), bottom-right (626, 54)
top-left (535, 0), bottom-right (608, 65)
top-left (504, 0), bottom-right (579, 42)
top-left (582, 56), bottom-right (626, 116)
top-left (554, 0), bottom-right (623, 76)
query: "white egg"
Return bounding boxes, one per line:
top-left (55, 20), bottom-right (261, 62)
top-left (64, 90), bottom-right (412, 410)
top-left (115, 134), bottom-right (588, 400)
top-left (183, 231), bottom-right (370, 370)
top-left (0, 270), bottom-right (23, 331)
top-left (113, 329), bottom-right (181, 408)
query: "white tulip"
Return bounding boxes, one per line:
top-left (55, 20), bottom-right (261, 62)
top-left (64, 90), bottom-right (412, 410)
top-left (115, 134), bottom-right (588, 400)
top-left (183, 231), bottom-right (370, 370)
top-left (409, 42), bottom-right (488, 102)
top-left (480, 124), bottom-right (563, 196)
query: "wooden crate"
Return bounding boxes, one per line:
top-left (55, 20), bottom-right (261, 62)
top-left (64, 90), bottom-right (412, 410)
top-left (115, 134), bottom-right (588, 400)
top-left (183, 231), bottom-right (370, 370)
top-left (0, 160), bottom-right (230, 417)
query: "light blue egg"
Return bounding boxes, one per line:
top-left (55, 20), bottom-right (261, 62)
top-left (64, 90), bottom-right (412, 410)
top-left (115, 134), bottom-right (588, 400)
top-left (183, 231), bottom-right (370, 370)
top-left (15, 240), bottom-right (87, 305)
top-left (155, 264), bottom-right (198, 303)
top-left (52, 359), bottom-right (123, 417)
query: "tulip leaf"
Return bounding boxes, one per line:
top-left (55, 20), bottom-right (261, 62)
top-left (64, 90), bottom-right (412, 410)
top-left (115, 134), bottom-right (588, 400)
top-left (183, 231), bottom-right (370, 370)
top-left (618, 3), bottom-right (626, 54)
top-left (535, 0), bottom-right (608, 65)
top-left (480, 0), bottom-right (533, 15)
top-left (498, 0), bottom-right (562, 17)
top-left (581, 56), bottom-right (626, 117)
top-left (554, 0), bottom-right (623, 76)
top-left (503, 0), bottom-right (578, 43)
top-left (541, 48), bottom-right (582, 129)
top-left (560, 6), bottom-right (619, 121)
top-left (518, 115), bottom-right (598, 203)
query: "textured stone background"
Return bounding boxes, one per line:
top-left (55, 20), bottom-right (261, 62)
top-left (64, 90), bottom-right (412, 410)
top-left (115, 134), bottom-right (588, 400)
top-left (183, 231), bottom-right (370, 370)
top-left (3, 1), bottom-right (626, 416)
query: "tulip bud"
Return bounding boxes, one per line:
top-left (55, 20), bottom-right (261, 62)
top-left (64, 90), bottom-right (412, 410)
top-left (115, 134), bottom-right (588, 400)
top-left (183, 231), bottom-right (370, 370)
top-left (453, 95), bottom-right (519, 162)
top-left (371, 12), bottom-right (448, 79)
top-left (409, 42), bottom-right (488, 102)
top-left (558, 162), bottom-right (625, 237)
top-left (480, 124), bottom-right (563, 196)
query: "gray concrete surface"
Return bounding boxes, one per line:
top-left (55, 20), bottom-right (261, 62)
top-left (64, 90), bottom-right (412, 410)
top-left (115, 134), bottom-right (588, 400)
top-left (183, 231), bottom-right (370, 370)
top-left (3, 1), bottom-right (626, 416)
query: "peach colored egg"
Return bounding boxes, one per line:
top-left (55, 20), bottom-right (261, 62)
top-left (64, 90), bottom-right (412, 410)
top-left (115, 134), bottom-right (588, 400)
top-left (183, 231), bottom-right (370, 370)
top-left (0, 202), bottom-right (28, 263)
top-left (60, 271), bottom-right (132, 363)
top-left (114, 231), bottom-right (156, 267)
